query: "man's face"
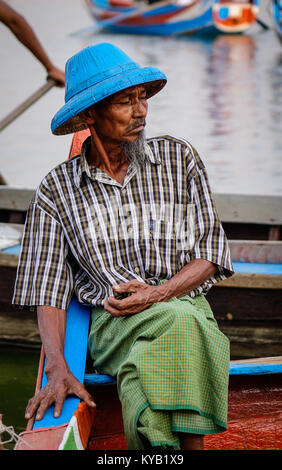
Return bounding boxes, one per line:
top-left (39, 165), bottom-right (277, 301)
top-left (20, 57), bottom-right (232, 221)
top-left (90, 85), bottom-right (148, 144)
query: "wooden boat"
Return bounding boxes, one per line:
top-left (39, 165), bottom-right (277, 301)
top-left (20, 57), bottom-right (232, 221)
top-left (272, 0), bottom-right (282, 44)
top-left (1, 130), bottom-right (280, 450)
top-left (13, 295), bottom-right (282, 450)
top-left (84, 0), bottom-right (259, 36)
top-left (212, 0), bottom-right (259, 33)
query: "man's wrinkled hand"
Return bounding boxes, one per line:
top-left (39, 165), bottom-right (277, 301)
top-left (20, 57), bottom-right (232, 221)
top-left (104, 279), bottom-right (165, 317)
top-left (25, 366), bottom-right (95, 422)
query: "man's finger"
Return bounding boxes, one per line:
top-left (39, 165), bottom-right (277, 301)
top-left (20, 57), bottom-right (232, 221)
top-left (72, 381), bottom-right (96, 408)
top-left (25, 391), bottom-right (45, 419)
top-left (35, 395), bottom-right (55, 421)
top-left (113, 280), bottom-right (145, 293)
top-left (54, 391), bottom-right (67, 418)
top-left (104, 299), bottom-right (131, 316)
top-left (107, 296), bottom-right (129, 309)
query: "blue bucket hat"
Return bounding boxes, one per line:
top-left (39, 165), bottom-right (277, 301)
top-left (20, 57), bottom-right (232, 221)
top-left (51, 42), bottom-right (167, 135)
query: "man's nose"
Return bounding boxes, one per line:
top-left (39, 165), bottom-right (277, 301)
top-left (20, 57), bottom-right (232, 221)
top-left (132, 99), bottom-right (148, 118)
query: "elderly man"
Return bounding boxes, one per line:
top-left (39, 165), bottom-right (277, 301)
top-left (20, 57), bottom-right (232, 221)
top-left (13, 43), bottom-right (233, 451)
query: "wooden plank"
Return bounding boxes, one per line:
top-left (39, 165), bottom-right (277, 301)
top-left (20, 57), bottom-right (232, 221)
top-left (0, 307), bottom-right (40, 347)
top-left (231, 356), bottom-right (282, 365)
top-left (218, 273), bottom-right (282, 289)
top-left (1, 188), bottom-right (282, 226)
top-left (206, 286), bottom-right (282, 322)
top-left (220, 323), bottom-right (282, 358)
top-left (205, 374), bottom-right (282, 450)
top-left (32, 297), bottom-right (90, 430)
top-left (84, 357), bottom-right (282, 383)
top-left (229, 240), bottom-right (282, 263)
top-left (214, 193), bottom-right (282, 225)
top-left (0, 222), bottom-right (24, 251)
top-left (0, 187), bottom-right (34, 211)
top-left (0, 173), bottom-right (8, 185)
top-left (0, 252), bottom-right (19, 268)
top-left (229, 360), bottom-right (282, 375)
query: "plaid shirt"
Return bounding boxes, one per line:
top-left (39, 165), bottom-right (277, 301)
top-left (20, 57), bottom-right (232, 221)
top-left (13, 135), bottom-right (233, 311)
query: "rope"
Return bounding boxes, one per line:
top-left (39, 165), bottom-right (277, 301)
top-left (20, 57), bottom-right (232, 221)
top-left (0, 417), bottom-right (33, 450)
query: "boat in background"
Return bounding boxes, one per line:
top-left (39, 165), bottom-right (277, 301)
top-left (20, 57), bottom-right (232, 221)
top-left (85, 0), bottom-right (260, 36)
top-left (213, 0), bottom-right (259, 33)
top-left (272, 0), bottom-right (282, 43)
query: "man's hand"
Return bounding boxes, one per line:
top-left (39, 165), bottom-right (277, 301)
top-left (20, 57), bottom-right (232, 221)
top-left (46, 66), bottom-right (65, 87)
top-left (25, 362), bottom-right (95, 421)
top-left (104, 260), bottom-right (218, 317)
top-left (104, 280), bottom-right (165, 317)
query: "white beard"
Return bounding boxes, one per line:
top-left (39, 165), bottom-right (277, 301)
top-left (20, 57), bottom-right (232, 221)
top-left (121, 131), bottom-right (149, 166)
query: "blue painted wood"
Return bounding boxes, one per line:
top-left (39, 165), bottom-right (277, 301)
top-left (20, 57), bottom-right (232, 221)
top-left (233, 261), bottom-right (282, 276)
top-left (90, 0), bottom-right (215, 36)
top-left (84, 374), bottom-right (116, 386)
top-left (33, 297), bottom-right (90, 429)
top-left (83, 361), bottom-right (282, 387)
top-left (272, 0), bottom-right (282, 40)
top-left (2, 243), bottom-right (21, 255)
top-left (229, 362), bottom-right (282, 376)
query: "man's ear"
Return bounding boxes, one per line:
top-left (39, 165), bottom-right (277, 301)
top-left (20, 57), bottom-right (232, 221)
top-left (79, 108), bottom-right (96, 125)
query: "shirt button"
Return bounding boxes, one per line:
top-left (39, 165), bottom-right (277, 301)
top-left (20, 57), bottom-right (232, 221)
top-left (135, 267), bottom-right (140, 274)
top-left (121, 188), bottom-right (127, 194)
top-left (128, 226), bottom-right (132, 234)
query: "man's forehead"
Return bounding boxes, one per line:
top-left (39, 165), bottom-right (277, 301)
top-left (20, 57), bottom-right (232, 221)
top-left (112, 84), bottom-right (147, 99)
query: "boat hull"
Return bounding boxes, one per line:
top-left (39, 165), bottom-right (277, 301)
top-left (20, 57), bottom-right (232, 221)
top-left (15, 363), bottom-right (282, 450)
top-left (212, 0), bottom-right (259, 33)
top-left (272, 0), bottom-right (282, 44)
top-left (87, 372), bottom-right (282, 451)
top-left (85, 0), bottom-right (259, 36)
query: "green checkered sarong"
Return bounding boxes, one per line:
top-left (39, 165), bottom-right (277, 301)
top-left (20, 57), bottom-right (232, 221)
top-left (88, 292), bottom-right (230, 450)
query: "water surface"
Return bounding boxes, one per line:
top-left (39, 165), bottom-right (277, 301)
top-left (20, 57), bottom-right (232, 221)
top-left (0, 347), bottom-right (39, 450)
top-left (0, 0), bottom-right (281, 194)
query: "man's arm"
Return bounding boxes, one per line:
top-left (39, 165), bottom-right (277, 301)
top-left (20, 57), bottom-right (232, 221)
top-left (0, 1), bottom-right (64, 86)
top-left (104, 259), bottom-right (217, 317)
top-left (25, 306), bottom-right (95, 421)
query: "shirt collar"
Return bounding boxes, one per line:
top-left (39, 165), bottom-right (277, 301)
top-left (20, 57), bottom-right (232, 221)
top-left (144, 141), bottom-right (161, 165)
top-left (74, 136), bottom-right (161, 187)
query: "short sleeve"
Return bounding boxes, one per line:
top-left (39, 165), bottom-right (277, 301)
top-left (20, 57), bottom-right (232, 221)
top-left (12, 183), bottom-right (74, 311)
top-left (186, 145), bottom-right (234, 285)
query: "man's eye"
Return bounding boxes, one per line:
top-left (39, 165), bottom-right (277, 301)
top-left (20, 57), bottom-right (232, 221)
top-left (116, 101), bottom-right (130, 105)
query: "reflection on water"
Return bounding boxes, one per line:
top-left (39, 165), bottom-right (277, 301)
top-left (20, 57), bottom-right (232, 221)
top-left (0, 0), bottom-right (281, 196)
top-left (207, 35), bottom-right (257, 140)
